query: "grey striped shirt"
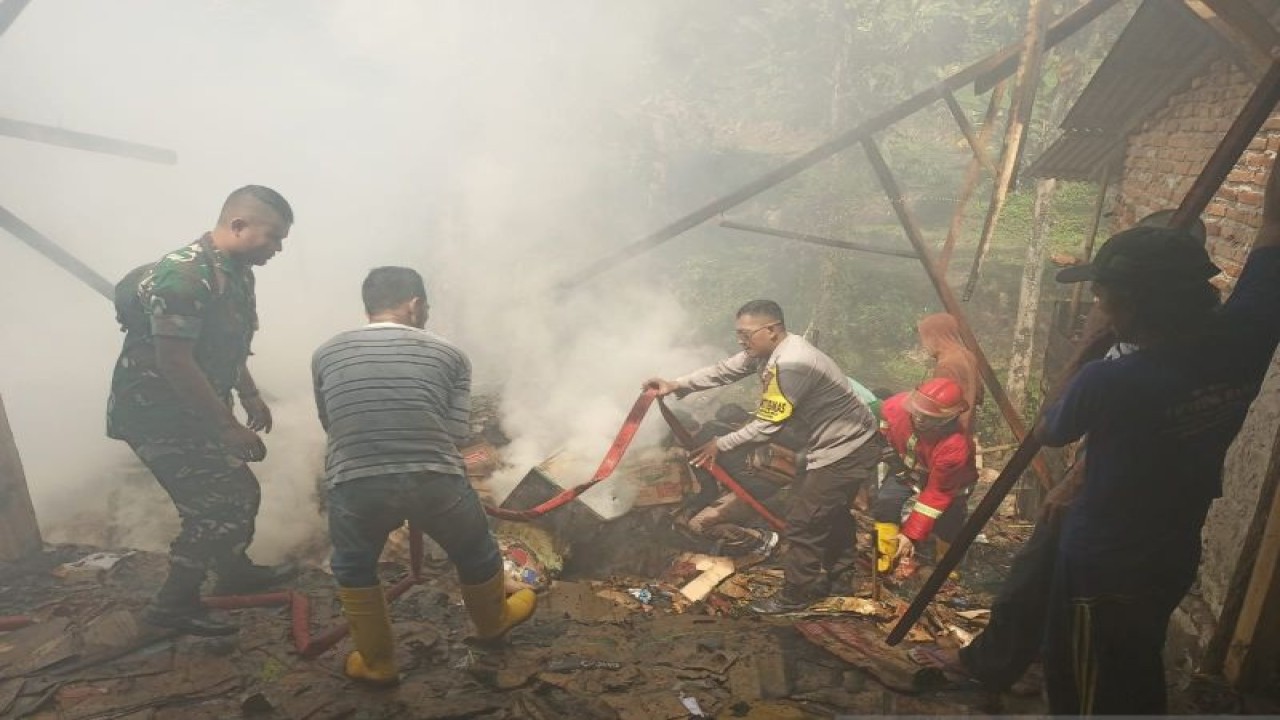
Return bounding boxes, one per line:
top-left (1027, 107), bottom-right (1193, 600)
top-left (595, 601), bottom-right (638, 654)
top-left (312, 323), bottom-right (471, 487)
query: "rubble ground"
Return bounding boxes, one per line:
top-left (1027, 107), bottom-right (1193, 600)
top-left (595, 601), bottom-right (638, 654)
top-left (0, 504), bottom-right (1051, 719)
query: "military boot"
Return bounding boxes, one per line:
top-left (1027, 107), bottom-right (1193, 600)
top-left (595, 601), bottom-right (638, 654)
top-left (211, 555), bottom-right (300, 595)
top-left (145, 564), bottom-right (238, 637)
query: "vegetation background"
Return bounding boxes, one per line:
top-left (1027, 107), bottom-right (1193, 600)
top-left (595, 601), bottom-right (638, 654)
top-left (587, 0), bottom-right (1134, 445)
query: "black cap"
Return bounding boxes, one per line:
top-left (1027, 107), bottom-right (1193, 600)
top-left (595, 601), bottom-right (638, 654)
top-left (1056, 225), bottom-right (1220, 287)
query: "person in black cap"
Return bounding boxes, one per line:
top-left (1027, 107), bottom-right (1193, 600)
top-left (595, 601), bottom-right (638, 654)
top-left (908, 210), bottom-right (1214, 694)
top-left (1030, 166), bottom-right (1280, 715)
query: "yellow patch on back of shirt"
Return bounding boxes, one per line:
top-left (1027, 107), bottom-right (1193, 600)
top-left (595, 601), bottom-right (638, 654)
top-left (756, 367), bottom-right (793, 423)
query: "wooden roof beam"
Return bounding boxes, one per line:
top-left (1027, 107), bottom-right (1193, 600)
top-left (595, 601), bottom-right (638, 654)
top-left (1184, 0), bottom-right (1279, 75)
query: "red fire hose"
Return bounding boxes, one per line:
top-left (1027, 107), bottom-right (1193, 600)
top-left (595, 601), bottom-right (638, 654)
top-left (198, 527), bottom-right (424, 659)
top-left (0, 390), bottom-right (781, 653)
top-left (482, 390), bottom-right (658, 521)
top-left (655, 396), bottom-right (787, 532)
top-left (482, 389), bottom-right (785, 532)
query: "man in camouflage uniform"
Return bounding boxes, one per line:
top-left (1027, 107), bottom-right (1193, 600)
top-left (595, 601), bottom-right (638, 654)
top-left (108, 186), bottom-right (296, 636)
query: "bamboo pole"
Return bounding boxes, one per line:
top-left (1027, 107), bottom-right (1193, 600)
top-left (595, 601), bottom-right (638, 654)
top-left (860, 137), bottom-right (1054, 491)
top-left (940, 81), bottom-right (1008, 272)
top-left (0, 393), bottom-right (43, 562)
top-left (557, 0), bottom-right (1122, 291)
top-left (940, 89), bottom-right (996, 174)
top-left (719, 219), bottom-right (919, 259)
top-left (963, 0), bottom-right (1049, 302)
top-left (0, 203), bottom-right (114, 300)
top-left (1066, 168), bottom-right (1111, 324)
top-left (1223, 464), bottom-right (1280, 689)
top-left (0, 118), bottom-right (177, 165)
top-left (0, 0), bottom-right (32, 38)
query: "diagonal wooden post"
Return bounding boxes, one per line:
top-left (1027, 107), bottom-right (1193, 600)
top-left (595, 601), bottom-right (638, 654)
top-left (861, 137), bottom-right (1054, 491)
top-left (963, 0), bottom-right (1049, 301)
top-left (0, 393), bottom-right (43, 562)
top-left (940, 81), bottom-right (1008, 272)
top-left (940, 88), bottom-right (996, 174)
top-left (719, 219), bottom-right (919, 259)
top-left (557, 0), bottom-right (1122, 291)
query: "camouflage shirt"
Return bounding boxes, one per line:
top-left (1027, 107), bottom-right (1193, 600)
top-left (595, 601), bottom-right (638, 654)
top-left (107, 234), bottom-right (258, 440)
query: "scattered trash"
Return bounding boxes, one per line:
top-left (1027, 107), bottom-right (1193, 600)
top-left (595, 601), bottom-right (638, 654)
top-left (947, 624), bottom-right (976, 646)
top-left (545, 657), bottom-right (623, 672)
top-left (51, 551), bottom-right (134, 581)
top-left (628, 587), bottom-right (654, 605)
top-left (677, 554), bottom-right (736, 602)
top-left (805, 596), bottom-right (891, 618)
top-left (974, 533), bottom-right (990, 545)
top-left (956, 609), bottom-right (991, 620)
top-left (679, 691), bottom-right (709, 718)
top-left (595, 588), bottom-right (645, 610)
top-left (494, 521), bottom-right (563, 592)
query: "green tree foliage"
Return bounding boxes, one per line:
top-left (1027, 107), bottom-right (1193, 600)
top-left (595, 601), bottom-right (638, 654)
top-left (620, 1), bottom-right (1128, 443)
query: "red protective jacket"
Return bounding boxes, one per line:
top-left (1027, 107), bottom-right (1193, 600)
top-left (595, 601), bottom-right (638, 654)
top-left (879, 393), bottom-right (979, 542)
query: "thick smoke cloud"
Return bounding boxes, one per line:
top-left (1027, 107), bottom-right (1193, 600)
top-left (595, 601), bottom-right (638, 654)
top-left (0, 0), bottom-right (724, 559)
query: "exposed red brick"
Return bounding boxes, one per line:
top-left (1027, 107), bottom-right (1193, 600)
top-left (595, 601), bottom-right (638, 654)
top-left (1238, 189), bottom-right (1264, 207)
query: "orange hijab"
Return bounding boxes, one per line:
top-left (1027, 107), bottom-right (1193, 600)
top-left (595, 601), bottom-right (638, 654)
top-left (917, 313), bottom-right (983, 433)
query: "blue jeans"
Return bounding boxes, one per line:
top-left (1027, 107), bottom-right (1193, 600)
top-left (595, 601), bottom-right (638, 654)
top-left (327, 471), bottom-right (501, 588)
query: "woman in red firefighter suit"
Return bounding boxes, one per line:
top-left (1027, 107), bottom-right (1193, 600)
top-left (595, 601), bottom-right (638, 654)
top-left (873, 377), bottom-right (978, 572)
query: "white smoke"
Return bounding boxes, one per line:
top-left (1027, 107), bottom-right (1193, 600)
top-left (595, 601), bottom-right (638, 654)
top-left (0, 0), bottom-right (726, 558)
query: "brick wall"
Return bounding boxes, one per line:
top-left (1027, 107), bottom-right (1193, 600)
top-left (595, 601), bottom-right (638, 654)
top-left (1111, 59), bottom-right (1280, 671)
top-left (1114, 60), bottom-right (1278, 287)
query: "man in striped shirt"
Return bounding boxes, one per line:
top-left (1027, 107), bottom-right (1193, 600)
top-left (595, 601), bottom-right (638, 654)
top-left (312, 267), bottom-right (535, 685)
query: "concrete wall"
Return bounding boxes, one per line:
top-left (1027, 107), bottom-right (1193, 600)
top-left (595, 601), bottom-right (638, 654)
top-left (1111, 59), bottom-right (1280, 662)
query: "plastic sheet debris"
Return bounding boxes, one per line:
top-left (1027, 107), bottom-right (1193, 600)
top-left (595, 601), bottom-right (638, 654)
top-left (679, 692), bottom-right (709, 718)
top-left (52, 551), bottom-right (135, 581)
top-left (628, 588), bottom-right (654, 605)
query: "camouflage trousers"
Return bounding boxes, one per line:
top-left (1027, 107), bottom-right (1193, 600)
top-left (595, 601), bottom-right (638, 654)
top-left (127, 436), bottom-right (261, 573)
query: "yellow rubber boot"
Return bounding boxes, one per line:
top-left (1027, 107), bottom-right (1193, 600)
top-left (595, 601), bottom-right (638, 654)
top-left (461, 571), bottom-right (537, 645)
top-left (337, 585), bottom-right (399, 686)
top-left (875, 522), bottom-right (900, 574)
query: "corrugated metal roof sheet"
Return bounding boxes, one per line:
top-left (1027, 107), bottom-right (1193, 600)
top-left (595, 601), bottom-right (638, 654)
top-left (1028, 130), bottom-right (1123, 181)
top-left (1029, 0), bottom-right (1229, 180)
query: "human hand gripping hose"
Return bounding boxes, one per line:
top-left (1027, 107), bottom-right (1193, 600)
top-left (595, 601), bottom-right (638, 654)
top-left (656, 396), bottom-right (786, 532)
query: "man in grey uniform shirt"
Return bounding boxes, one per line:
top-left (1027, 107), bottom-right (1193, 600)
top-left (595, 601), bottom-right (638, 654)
top-left (312, 267), bottom-right (535, 684)
top-left (646, 299), bottom-right (882, 613)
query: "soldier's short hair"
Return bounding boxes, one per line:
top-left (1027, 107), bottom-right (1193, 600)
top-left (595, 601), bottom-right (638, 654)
top-left (736, 299), bottom-right (785, 325)
top-left (362, 266), bottom-right (428, 314)
top-left (219, 185), bottom-right (294, 226)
